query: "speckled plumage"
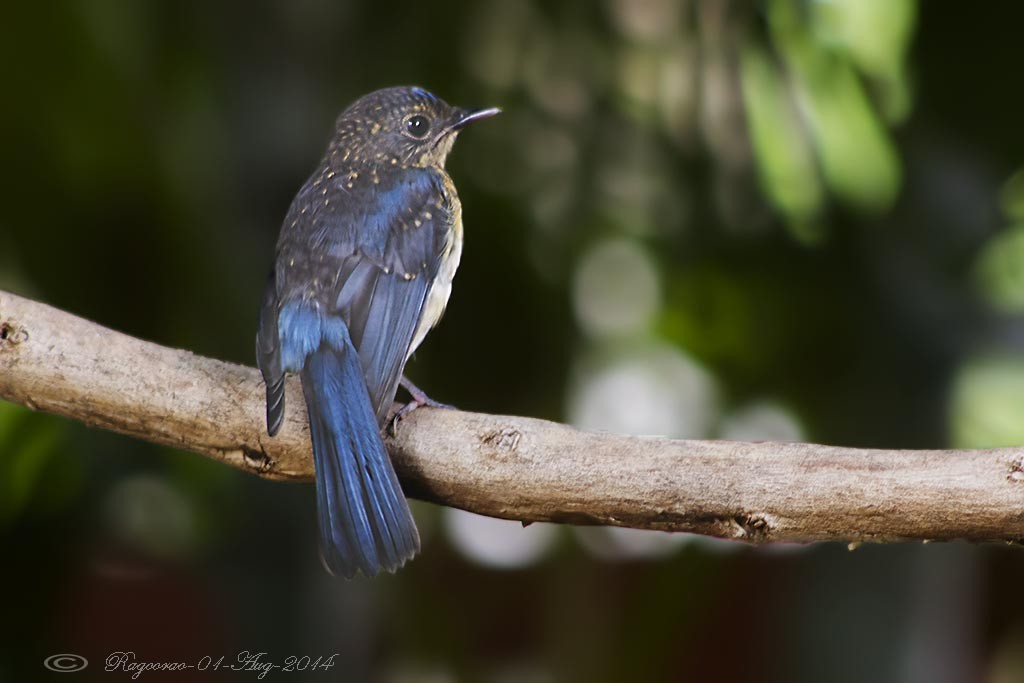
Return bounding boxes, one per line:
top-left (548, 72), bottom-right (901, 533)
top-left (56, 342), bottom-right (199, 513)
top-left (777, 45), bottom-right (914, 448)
top-left (256, 86), bottom-right (498, 577)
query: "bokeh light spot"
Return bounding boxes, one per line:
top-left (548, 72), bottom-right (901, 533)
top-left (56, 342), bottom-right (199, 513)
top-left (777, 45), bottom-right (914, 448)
top-left (575, 526), bottom-right (689, 561)
top-left (720, 401), bottom-right (805, 442)
top-left (975, 225), bottom-right (1024, 314)
top-left (569, 343), bottom-right (719, 438)
top-left (950, 354), bottom-right (1024, 448)
top-left (572, 238), bottom-right (660, 338)
top-left (444, 509), bottom-right (557, 570)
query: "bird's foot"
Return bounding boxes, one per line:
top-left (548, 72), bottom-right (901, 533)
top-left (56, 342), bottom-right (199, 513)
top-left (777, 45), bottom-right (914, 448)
top-left (388, 376), bottom-right (456, 435)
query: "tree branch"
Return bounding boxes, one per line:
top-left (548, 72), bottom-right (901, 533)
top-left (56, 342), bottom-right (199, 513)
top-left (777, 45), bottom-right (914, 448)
top-left (2, 288), bottom-right (1023, 544)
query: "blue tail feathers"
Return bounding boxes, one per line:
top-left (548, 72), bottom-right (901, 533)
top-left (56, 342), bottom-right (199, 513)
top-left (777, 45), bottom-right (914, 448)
top-left (281, 302), bottom-right (419, 577)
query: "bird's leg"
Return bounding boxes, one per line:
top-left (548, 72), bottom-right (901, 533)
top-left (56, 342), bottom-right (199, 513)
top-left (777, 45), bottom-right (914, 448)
top-left (389, 376), bottom-right (456, 434)
top-left (400, 375), bottom-right (455, 410)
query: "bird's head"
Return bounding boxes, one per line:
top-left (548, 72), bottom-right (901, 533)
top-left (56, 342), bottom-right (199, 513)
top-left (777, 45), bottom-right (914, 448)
top-left (329, 86), bottom-right (499, 170)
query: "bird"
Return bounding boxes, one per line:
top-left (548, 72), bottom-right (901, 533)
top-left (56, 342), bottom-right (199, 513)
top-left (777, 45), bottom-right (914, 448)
top-left (256, 86), bottom-right (499, 578)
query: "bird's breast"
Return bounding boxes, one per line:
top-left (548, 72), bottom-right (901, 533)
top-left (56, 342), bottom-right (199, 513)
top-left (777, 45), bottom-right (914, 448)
top-left (408, 192), bottom-right (463, 359)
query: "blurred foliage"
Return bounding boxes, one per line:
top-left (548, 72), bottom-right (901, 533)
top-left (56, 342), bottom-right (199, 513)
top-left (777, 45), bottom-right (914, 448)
top-left (749, 0), bottom-right (908, 237)
top-left (0, 404), bottom-right (69, 526)
top-left (950, 354), bottom-right (1024, 449)
top-left (3, 1), bottom-right (1024, 681)
top-left (975, 223), bottom-right (1024, 315)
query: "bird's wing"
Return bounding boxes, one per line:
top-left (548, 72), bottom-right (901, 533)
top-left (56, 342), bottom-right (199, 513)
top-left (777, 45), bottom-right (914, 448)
top-left (278, 168), bottom-right (453, 425)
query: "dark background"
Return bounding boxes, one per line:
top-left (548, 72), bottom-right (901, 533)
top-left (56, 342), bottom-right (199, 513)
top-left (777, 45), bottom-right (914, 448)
top-left (3, 1), bottom-right (1024, 681)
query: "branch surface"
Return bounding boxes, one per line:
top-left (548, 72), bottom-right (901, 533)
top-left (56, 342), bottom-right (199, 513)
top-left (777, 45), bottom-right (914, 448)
top-left (2, 288), bottom-right (1024, 544)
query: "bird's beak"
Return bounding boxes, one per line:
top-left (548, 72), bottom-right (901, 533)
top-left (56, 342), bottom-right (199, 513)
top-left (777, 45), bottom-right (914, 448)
top-left (451, 106), bottom-right (501, 130)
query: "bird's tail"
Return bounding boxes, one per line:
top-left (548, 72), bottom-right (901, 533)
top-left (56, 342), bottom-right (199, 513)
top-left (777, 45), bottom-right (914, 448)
top-left (300, 340), bottom-right (420, 578)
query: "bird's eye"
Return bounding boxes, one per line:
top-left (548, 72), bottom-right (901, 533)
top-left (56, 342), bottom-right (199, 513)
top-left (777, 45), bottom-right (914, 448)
top-left (404, 115), bottom-right (431, 139)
